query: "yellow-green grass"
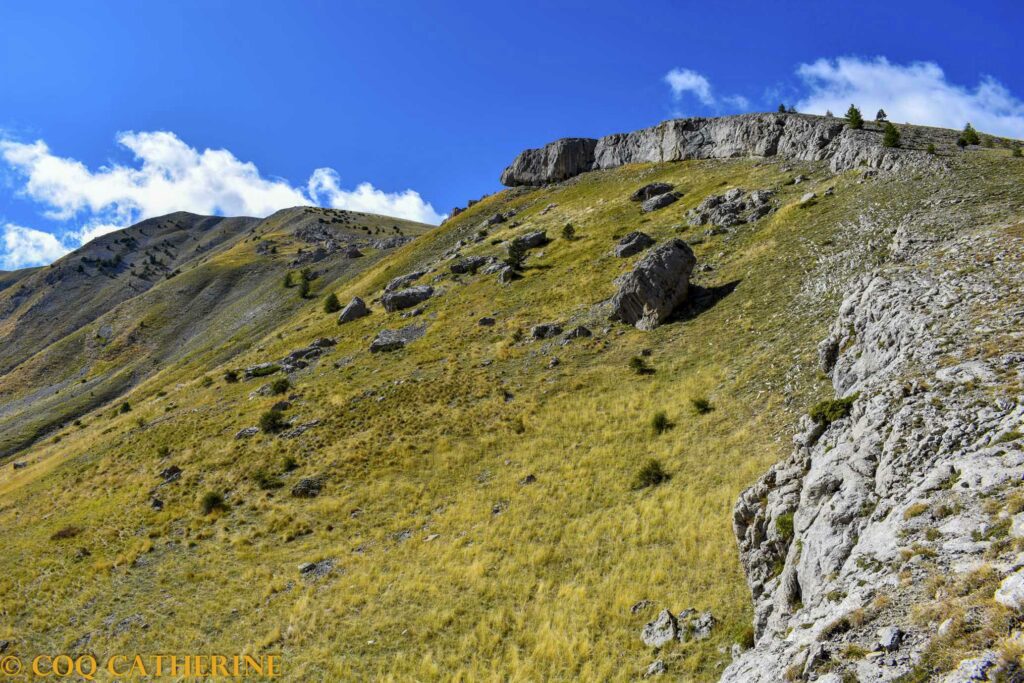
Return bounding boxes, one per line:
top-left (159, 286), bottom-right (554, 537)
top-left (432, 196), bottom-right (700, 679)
top-left (0, 154), bottom-right (970, 680)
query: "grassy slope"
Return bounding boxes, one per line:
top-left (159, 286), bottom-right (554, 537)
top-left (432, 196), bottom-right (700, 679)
top-left (0, 208), bottom-right (431, 458)
top-left (0, 150), bottom-right (1003, 681)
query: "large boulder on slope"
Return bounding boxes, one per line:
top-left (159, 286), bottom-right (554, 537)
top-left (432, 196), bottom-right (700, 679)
top-left (338, 296), bottom-right (370, 324)
top-left (381, 285), bottom-right (434, 312)
top-left (610, 239), bottom-right (696, 330)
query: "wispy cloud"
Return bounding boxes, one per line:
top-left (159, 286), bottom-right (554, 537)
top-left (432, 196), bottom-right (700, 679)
top-left (0, 130), bottom-right (444, 267)
top-left (794, 56), bottom-right (1024, 138)
top-left (664, 68), bottom-right (749, 114)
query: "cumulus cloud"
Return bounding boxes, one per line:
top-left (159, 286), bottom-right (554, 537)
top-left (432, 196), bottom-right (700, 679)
top-left (0, 130), bottom-right (444, 267)
top-left (1, 223), bottom-right (69, 270)
top-left (795, 57), bottom-right (1024, 138)
top-left (664, 68), bottom-right (749, 112)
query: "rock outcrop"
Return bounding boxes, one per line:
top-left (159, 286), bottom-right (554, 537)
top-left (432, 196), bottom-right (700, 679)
top-left (501, 113), bottom-right (941, 186)
top-left (609, 239), bottom-right (696, 330)
top-left (381, 285), bottom-right (433, 312)
top-left (687, 188), bottom-right (775, 228)
top-left (722, 222), bottom-right (1024, 681)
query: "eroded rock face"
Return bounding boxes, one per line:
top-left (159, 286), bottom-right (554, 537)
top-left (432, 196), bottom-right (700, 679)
top-left (722, 231), bottom-right (1024, 681)
top-left (500, 113), bottom-right (942, 186)
top-left (609, 239), bottom-right (696, 330)
top-left (499, 138), bottom-right (599, 186)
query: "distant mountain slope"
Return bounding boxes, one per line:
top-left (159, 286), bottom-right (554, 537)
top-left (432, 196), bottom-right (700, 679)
top-left (0, 207), bottom-right (432, 456)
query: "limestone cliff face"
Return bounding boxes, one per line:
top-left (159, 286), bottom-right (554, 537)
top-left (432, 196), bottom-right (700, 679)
top-left (500, 113), bottom-right (941, 186)
top-left (721, 200), bottom-right (1024, 682)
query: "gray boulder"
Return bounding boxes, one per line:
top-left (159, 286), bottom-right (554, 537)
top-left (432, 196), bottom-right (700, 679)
top-left (381, 285), bottom-right (434, 312)
top-left (641, 192), bottom-right (681, 213)
top-left (565, 326), bottom-right (592, 339)
top-left (631, 182), bottom-right (674, 202)
top-left (615, 231), bottom-right (655, 257)
top-left (512, 230), bottom-right (549, 250)
top-left (385, 270), bottom-right (427, 292)
top-left (338, 296), bottom-right (370, 324)
top-left (877, 626), bottom-right (903, 652)
top-left (450, 256), bottom-right (488, 274)
top-left (369, 324), bottom-right (426, 353)
top-left (641, 609), bottom-right (678, 648)
top-left (531, 323), bottom-right (563, 339)
top-left (609, 239), bottom-right (696, 330)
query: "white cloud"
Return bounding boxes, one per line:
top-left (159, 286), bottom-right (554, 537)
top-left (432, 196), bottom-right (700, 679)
top-left (664, 68), bottom-right (749, 114)
top-left (0, 130), bottom-right (444, 267)
top-left (795, 57), bottom-right (1024, 138)
top-left (307, 168), bottom-right (444, 225)
top-left (1, 223), bottom-right (69, 270)
top-left (665, 68), bottom-right (715, 105)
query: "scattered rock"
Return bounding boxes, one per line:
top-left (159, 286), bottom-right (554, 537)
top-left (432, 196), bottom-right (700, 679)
top-left (531, 323), bottom-right (563, 339)
top-left (641, 192), bottom-right (681, 213)
top-left (381, 285), bottom-right (434, 312)
top-left (877, 626), bottom-right (903, 652)
top-left (512, 230), bottom-right (549, 250)
top-left (338, 296), bottom-right (370, 324)
top-left (450, 256), bottom-right (488, 274)
top-left (384, 270), bottom-right (427, 292)
top-left (995, 570), bottom-right (1024, 610)
top-left (615, 231), bottom-right (655, 257)
top-left (150, 498), bottom-right (164, 511)
top-left (610, 239), bottom-right (696, 330)
top-left (644, 659), bottom-right (667, 677)
top-left (159, 465), bottom-right (182, 483)
top-left (631, 599), bottom-right (654, 614)
top-left (369, 323), bottom-right (427, 352)
top-left (235, 426), bottom-right (259, 439)
top-left (641, 609), bottom-right (678, 647)
top-left (631, 182), bottom-right (674, 202)
top-left (298, 559), bottom-right (334, 578)
top-left (271, 400), bottom-right (291, 411)
top-left (800, 192), bottom-right (817, 204)
top-left (677, 609), bottom-right (717, 642)
top-left (291, 477), bottom-right (323, 498)
top-left (497, 267), bottom-right (517, 284)
top-left (478, 316), bottom-right (496, 327)
top-left (12, 461), bottom-right (28, 470)
top-left (564, 326), bottom-right (593, 339)
top-left (280, 420), bottom-right (321, 438)
top-left (687, 188), bottom-right (775, 227)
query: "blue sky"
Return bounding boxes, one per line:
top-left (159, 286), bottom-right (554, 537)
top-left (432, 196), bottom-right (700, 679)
top-left (2, 0), bottom-right (1023, 268)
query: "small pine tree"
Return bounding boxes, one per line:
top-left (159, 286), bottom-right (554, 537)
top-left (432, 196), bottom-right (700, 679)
top-left (778, 104), bottom-right (786, 113)
top-left (956, 136), bottom-right (969, 150)
top-left (323, 292), bottom-right (341, 313)
top-left (505, 240), bottom-right (527, 271)
top-left (561, 223), bottom-right (575, 240)
top-left (927, 143), bottom-right (937, 155)
top-left (297, 278), bottom-right (310, 298)
top-left (882, 122), bottom-right (900, 148)
top-left (845, 105), bottom-right (864, 130)
top-left (876, 109), bottom-right (887, 121)
top-left (962, 123), bottom-right (980, 145)
top-left (282, 272), bottom-right (293, 288)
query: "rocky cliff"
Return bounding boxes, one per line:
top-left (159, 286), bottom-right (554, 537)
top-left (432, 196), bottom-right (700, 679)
top-left (722, 181), bottom-right (1024, 681)
top-left (501, 113), bottom-right (945, 186)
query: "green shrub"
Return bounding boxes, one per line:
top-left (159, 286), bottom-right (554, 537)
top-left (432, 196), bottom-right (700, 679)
top-left (282, 455), bottom-right (299, 472)
top-left (845, 104), bottom-right (863, 130)
top-left (561, 223), bottom-right (575, 240)
top-left (776, 512), bottom-right (794, 539)
top-left (119, 401), bottom-right (132, 414)
top-left (297, 278), bottom-right (310, 298)
top-left (690, 397), bottom-right (713, 415)
top-left (259, 409), bottom-right (287, 433)
top-left (323, 292), bottom-right (341, 313)
top-left (961, 123), bottom-right (980, 145)
top-left (200, 491), bottom-right (227, 515)
top-left (633, 459), bottom-right (669, 489)
top-left (223, 369), bottom-right (239, 383)
top-left (200, 375), bottom-right (214, 388)
top-left (252, 469), bottom-right (282, 490)
top-left (882, 122), bottom-right (900, 148)
top-left (629, 356), bottom-right (653, 375)
top-left (651, 411), bottom-right (671, 435)
top-left (809, 392), bottom-right (860, 426)
top-left (505, 240), bottom-right (527, 271)
top-left (283, 272), bottom-right (293, 288)
top-left (270, 377), bottom-right (290, 395)
top-left (1013, 145), bottom-right (1023, 158)
top-left (927, 143), bottom-right (936, 155)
